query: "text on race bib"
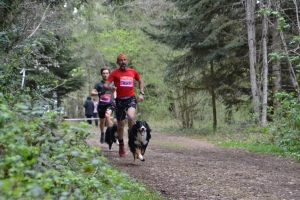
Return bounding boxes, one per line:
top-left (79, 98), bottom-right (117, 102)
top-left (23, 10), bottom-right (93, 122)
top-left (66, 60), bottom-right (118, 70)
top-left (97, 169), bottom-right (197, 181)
top-left (99, 94), bottom-right (111, 102)
top-left (120, 76), bottom-right (133, 87)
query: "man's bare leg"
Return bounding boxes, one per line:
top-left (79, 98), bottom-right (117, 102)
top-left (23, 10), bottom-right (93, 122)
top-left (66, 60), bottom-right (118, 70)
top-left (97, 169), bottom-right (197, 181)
top-left (127, 107), bottom-right (136, 129)
top-left (105, 109), bottom-right (113, 127)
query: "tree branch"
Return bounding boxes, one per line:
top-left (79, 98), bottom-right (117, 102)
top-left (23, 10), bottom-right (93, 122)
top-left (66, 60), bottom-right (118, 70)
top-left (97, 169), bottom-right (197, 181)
top-left (28, 4), bottom-right (50, 38)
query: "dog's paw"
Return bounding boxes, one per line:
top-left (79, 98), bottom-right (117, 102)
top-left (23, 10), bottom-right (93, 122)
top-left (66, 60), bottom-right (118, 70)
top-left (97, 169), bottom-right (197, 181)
top-left (138, 154), bottom-right (145, 161)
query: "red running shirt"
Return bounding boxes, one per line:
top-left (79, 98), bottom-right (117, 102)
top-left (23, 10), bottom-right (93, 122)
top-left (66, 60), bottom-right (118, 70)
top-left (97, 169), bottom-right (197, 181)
top-left (107, 68), bottom-right (141, 98)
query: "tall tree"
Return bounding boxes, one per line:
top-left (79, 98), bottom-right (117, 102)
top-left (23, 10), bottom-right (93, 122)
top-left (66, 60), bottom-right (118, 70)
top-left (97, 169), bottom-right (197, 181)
top-left (145, 0), bottom-right (250, 128)
top-left (261, 0), bottom-right (271, 125)
top-left (245, 0), bottom-right (260, 122)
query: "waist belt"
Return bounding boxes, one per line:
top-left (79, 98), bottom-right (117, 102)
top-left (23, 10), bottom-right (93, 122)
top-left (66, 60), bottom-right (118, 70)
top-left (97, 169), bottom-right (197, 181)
top-left (117, 96), bottom-right (134, 100)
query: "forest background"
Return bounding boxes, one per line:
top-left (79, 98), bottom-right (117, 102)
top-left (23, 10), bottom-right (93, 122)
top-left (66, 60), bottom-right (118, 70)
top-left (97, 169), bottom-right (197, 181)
top-left (1, 0), bottom-right (300, 199)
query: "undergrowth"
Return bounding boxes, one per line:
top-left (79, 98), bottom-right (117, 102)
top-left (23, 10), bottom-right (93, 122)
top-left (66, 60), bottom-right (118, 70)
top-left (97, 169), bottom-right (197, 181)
top-left (0, 93), bottom-right (163, 200)
top-left (149, 93), bottom-right (300, 162)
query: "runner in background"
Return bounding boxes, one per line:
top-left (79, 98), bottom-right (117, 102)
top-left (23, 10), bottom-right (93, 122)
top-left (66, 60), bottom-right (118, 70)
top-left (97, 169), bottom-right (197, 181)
top-left (91, 67), bottom-right (116, 144)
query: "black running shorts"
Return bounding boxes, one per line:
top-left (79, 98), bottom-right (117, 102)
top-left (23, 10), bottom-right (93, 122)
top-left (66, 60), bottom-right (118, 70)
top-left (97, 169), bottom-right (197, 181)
top-left (115, 96), bottom-right (137, 121)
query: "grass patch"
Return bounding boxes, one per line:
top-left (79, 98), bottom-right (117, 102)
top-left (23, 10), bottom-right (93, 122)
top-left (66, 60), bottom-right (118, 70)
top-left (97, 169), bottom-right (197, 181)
top-left (216, 140), bottom-right (284, 155)
top-left (120, 186), bottom-right (163, 200)
top-left (121, 192), bottom-right (164, 200)
top-left (155, 140), bottom-right (189, 150)
top-left (149, 119), bottom-right (294, 160)
top-left (203, 123), bottom-right (286, 156)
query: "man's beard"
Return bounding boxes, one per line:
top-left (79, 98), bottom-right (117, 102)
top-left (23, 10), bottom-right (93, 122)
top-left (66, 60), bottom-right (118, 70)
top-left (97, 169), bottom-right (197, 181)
top-left (120, 64), bottom-right (127, 70)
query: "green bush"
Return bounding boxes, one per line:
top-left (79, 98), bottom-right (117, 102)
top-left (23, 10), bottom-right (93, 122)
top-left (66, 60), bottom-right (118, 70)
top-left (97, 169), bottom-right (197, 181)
top-left (0, 93), bottom-right (162, 199)
top-left (268, 92), bottom-right (300, 161)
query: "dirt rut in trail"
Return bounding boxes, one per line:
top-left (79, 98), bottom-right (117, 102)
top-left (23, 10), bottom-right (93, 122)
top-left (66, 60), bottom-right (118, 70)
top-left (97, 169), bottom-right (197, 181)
top-left (86, 127), bottom-right (300, 200)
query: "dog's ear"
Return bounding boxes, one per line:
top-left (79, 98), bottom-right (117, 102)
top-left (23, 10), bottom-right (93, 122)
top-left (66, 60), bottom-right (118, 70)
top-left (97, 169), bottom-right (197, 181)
top-left (145, 121), bottom-right (151, 132)
top-left (135, 120), bottom-right (141, 125)
top-left (130, 123), bottom-right (137, 133)
top-left (147, 129), bottom-right (151, 140)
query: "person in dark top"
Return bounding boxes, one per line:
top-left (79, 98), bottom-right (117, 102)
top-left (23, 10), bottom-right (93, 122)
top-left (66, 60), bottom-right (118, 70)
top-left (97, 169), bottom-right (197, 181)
top-left (83, 96), bottom-right (94, 125)
top-left (91, 67), bottom-right (116, 143)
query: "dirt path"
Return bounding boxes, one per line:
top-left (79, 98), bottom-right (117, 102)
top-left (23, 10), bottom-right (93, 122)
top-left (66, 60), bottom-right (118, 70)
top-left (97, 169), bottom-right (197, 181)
top-left (87, 127), bottom-right (300, 200)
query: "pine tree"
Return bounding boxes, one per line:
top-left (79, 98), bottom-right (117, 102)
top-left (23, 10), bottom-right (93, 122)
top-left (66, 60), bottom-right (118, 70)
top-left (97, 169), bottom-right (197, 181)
top-left (145, 0), bottom-right (250, 128)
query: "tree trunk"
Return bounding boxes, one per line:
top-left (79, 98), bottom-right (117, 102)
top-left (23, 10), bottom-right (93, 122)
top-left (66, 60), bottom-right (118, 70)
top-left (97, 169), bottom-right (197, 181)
top-left (77, 92), bottom-right (84, 119)
top-left (271, 9), bottom-right (281, 110)
top-left (245, 0), bottom-right (260, 122)
top-left (86, 63), bottom-right (92, 93)
top-left (261, 0), bottom-right (270, 125)
top-left (210, 61), bottom-right (217, 131)
top-left (225, 105), bottom-right (234, 124)
top-left (293, 0), bottom-right (300, 35)
top-left (187, 92), bottom-right (194, 128)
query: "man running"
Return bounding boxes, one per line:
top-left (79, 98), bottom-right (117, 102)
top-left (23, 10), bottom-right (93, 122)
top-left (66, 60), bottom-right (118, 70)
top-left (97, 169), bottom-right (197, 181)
top-left (104, 54), bottom-right (144, 157)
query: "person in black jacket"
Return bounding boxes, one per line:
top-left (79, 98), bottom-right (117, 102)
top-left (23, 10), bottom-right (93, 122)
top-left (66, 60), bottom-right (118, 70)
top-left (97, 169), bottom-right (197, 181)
top-left (83, 96), bottom-right (94, 125)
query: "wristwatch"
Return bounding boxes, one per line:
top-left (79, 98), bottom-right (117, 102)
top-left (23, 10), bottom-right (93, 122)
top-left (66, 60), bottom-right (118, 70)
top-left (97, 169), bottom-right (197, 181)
top-left (140, 91), bottom-right (144, 95)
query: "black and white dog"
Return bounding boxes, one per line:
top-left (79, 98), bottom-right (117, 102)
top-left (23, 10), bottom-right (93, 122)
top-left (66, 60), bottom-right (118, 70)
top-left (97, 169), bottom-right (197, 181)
top-left (105, 123), bottom-right (119, 150)
top-left (128, 120), bottom-right (151, 164)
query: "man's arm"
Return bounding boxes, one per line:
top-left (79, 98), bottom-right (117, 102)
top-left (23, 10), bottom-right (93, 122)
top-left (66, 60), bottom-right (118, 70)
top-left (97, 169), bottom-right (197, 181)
top-left (137, 79), bottom-right (144, 102)
top-left (91, 89), bottom-right (98, 96)
top-left (103, 81), bottom-right (110, 90)
top-left (104, 81), bottom-right (116, 92)
top-left (138, 79), bottom-right (144, 94)
top-left (91, 82), bottom-right (99, 96)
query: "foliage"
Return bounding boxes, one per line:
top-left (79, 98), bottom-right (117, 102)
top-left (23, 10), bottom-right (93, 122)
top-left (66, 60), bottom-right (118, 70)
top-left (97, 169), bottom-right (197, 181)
top-left (0, 93), bottom-right (163, 199)
top-left (142, 0), bottom-right (251, 128)
top-left (267, 92), bottom-right (300, 160)
top-left (94, 28), bottom-right (170, 118)
top-left (199, 91), bottom-right (300, 161)
top-left (69, 0), bottom-right (172, 119)
top-left (0, 0), bottom-right (86, 107)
